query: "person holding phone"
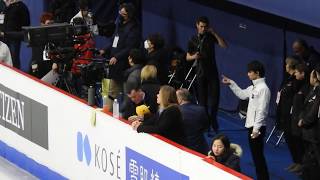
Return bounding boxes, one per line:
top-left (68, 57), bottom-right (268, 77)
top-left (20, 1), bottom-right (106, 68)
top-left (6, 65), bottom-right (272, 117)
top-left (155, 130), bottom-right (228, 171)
top-left (186, 16), bottom-right (227, 133)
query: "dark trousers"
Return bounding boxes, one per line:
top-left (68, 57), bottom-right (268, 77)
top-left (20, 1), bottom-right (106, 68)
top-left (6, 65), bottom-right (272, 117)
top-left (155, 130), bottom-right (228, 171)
top-left (248, 127), bottom-right (269, 180)
top-left (284, 128), bottom-right (304, 164)
top-left (7, 40), bottom-right (21, 69)
top-left (197, 75), bottom-right (220, 131)
top-left (302, 142), bottom-right (320, 180)
top-left (283, 121), bottom-right (304, 164)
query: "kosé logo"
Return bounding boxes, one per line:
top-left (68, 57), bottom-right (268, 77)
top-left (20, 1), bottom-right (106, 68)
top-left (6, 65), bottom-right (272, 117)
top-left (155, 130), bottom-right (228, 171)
top-left (77, 132), bottom-right (92, 166)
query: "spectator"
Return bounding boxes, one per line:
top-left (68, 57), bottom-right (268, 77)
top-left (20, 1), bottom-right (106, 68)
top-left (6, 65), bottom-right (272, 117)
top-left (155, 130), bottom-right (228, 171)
top-left (206, 134), bottom-right (241, 172)
top-left (222, 61), bottom-right (270, 180)
top-left (132, 85), bottom-right (185, 145)
top-left (0, 40), bottom-right (12, 66)
top-left (123, 49), bottom-right (144, 95)
top-left (140, 65), bottom-right (160, 111)
top-left (144, 33), bottom-right (169, 85)
top-left (292, 39), bottom-right (320, 72)
top-left (176, 88), bottom-right (209, 154)
top-left (100, 3), bottom-right (141, 112)
top-left (0, 0), bottom-right (30, 69)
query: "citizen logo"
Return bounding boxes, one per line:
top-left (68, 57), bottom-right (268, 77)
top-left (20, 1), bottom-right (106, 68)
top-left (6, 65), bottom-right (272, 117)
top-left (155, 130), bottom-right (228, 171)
top-left (0, 90), bottom-right (25, 130)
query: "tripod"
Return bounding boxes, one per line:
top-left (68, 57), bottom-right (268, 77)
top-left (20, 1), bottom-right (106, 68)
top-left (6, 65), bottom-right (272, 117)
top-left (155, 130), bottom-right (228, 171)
top-left (55, 64), bottom-right (78, 96)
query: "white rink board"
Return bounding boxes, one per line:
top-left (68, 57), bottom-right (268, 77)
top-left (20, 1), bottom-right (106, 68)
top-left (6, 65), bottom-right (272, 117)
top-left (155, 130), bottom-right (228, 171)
top-left (0, 64), bottom-right (250, 180)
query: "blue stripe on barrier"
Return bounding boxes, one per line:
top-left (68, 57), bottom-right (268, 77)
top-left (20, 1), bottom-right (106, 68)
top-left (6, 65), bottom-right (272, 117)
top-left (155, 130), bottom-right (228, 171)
top-left (0, 140), bottom-right (67, 180)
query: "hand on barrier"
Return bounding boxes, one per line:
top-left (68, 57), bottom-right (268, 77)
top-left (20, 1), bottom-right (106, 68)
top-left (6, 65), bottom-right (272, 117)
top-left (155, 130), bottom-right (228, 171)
top-left (128, 115), bottom-right (143, 123)
top-left (131, 120), bottom-right (142, 131)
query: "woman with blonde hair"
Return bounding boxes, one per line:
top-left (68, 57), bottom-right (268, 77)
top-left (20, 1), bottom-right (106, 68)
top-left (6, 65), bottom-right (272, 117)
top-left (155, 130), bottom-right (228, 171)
top-left (140, 65), bottom-right (160, 112)
top-left (132, 85), bottom-right (185, 145)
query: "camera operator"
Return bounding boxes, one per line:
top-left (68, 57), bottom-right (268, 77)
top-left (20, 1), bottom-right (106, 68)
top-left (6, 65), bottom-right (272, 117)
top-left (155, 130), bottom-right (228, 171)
top-left (30, 12), bottom-right (55, 78)
top-left (99, 3), bottom-right (141, 111)
top-left (186, 16), bottom-right (227, 132)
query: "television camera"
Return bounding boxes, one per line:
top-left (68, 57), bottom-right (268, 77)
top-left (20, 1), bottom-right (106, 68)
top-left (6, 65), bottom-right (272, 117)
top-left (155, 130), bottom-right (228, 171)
top-left (22, 22), bottom-right (109, 96)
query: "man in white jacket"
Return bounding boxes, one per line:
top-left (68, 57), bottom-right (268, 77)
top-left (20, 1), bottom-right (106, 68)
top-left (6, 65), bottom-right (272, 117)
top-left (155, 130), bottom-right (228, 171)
top-left (222, 60), bottom-right (270, 180)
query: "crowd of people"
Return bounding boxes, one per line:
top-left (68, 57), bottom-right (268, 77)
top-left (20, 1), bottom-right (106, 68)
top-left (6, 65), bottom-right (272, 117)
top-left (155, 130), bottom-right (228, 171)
top-left (0, 0), bottom-right (320, 179)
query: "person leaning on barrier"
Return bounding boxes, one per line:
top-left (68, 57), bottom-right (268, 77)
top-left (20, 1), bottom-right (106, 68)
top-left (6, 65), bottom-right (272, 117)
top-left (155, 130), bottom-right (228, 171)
top-left (176, 88), bottom-right (209, 154)
top-left (123, 84), bottom-right (158, 120)
top-left (131, 85), bottom-right (186, 145)
top-left (297, 68), bottom-right (320, 180)
top-left (222, 60), bottom-right (270, 180)
top-left (205, 134), bottom-right (241, 172)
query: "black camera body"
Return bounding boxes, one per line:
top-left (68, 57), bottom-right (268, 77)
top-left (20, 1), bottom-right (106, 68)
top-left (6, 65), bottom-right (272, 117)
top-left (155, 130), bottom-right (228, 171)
top-left (22, 23), bottom-right (89, 47)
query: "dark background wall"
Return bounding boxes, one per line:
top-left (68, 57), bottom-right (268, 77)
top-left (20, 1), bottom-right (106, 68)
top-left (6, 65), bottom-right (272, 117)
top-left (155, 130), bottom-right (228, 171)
top-left (20, 0), bottom-right (320, 119)
top-left (228, 0), bottom-right (320, 28)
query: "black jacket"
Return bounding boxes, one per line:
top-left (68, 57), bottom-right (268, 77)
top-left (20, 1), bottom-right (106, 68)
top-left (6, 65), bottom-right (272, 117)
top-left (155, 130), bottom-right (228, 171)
top-left (187, 32), bottom-right (218, 78)
top-left (209, 148), bottom-right (241, 172)
top-left (179, 103), bottom-right (209, 154)
top-left (137, 105), bottom-right (186, 145)
top-left (276, 74), bottom-right (298, 130)
top-left (146, 48), bottom-right (169, 85)
top-left (141, 78), bottom-right (160, 112)
top-left (3, 1), bottom-right (30, 41)
top-left (291, 81), bottom-right (310, 137)
top-left (107, 20), bottom-right (141, 81)
top-left (300, 86), bottom-right (320, 143)
top-left (122, 90), bottom-right (158, 119)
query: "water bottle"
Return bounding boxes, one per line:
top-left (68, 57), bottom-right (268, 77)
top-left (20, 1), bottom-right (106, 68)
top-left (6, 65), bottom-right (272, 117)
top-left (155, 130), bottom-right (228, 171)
top-left (88, 86), bottom-right (95, 106)
top-left (113, 99), bottom-right (120, 119)
top-left (102, 95), bottom-right (108, 113)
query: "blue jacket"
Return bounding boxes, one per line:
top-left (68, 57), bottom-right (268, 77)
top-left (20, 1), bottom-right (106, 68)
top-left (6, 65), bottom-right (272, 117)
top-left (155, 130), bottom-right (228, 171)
top-left (180, 103), bottom-right (209, 154)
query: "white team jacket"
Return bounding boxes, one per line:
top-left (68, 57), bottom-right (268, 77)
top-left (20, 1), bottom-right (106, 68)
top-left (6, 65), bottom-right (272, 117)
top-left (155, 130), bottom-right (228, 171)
top-left (229, 78), bottom-right (271, 133)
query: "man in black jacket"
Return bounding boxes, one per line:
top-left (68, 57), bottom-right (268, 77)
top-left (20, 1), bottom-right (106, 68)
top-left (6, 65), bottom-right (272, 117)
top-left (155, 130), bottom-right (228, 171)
top-left (0, 0), bottom-right (30, 69)
top-left (100, 3), bottom-right (141, 112)
top-left (186, 16), bottom-right (227, 132)
top-left (176, 88), bottom-right (209, 154)
top-left (122, 86), bottom-right (158, 120)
